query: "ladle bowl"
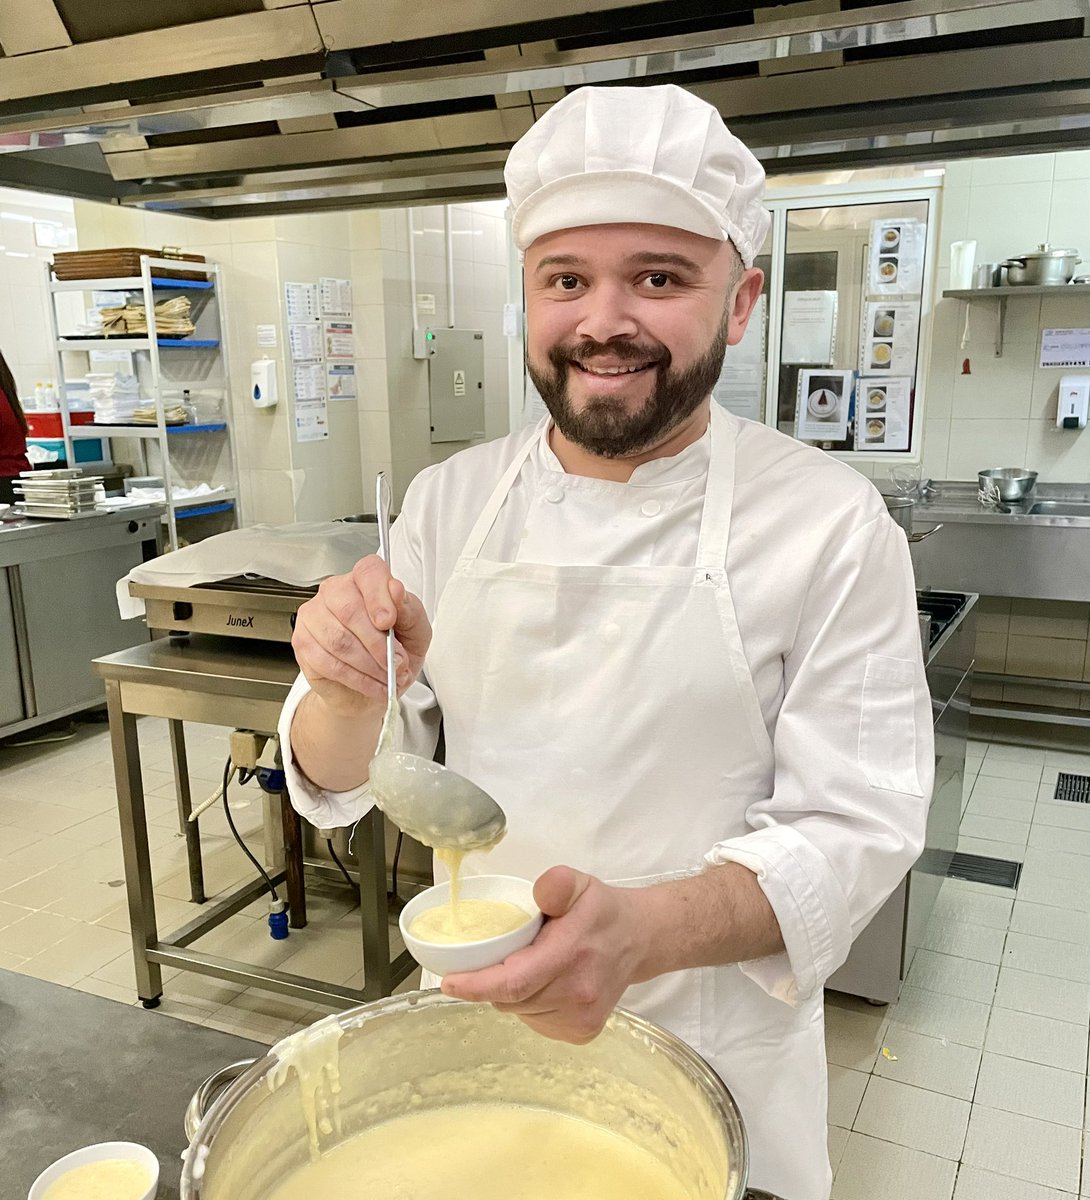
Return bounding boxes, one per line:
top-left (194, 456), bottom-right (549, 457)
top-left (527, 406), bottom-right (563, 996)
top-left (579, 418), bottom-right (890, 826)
top-left (366, 473), bottom-right (507, 853)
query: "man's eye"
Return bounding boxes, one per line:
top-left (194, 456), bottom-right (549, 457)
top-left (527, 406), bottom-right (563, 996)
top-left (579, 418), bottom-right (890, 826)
top-left (556, 275), bottom-right (580, 290)
top-left (645, 273), bottom-right (670, 288)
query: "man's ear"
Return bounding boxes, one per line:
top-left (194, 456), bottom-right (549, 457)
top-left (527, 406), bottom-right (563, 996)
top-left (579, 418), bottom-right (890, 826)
top-left (725, 268), bottom-right (765, 347)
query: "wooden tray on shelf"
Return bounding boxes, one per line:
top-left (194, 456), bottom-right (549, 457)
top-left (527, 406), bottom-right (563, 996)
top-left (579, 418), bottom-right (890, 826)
top-left (51, 247), bottom-right (208, 282)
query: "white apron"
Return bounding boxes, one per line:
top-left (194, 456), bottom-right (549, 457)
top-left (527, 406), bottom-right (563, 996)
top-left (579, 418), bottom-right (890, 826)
top-left (424, 405), bottom-right (830, 1200)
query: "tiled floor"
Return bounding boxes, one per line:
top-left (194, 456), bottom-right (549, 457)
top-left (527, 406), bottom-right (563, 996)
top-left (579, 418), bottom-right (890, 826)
top-left (828, 737), bottom-right (1090, 1200)
top-left (1, 717), bottom-right (1089, 1196)
top-left (0, 716), bottom-right (419, 1043)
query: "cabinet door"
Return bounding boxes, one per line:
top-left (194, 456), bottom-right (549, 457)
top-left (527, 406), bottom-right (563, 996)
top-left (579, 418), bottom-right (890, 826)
top-left (19, 540), bottom-right (146, 716)
top-left (0, 569), bottom-right (26, 727)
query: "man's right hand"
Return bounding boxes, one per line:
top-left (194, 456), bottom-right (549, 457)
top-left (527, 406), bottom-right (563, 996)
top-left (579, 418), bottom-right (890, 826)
top-left (291, 555), bottom-right (432, 717)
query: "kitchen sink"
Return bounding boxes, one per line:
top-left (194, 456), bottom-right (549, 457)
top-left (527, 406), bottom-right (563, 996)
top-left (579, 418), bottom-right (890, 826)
top-left (1025, 501), bottom-right (1090, 516)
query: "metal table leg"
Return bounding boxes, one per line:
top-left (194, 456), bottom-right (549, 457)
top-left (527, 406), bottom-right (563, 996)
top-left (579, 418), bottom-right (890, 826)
top-left (279, 790), bottom-right (307, 928)
top-left (105, 680), bottom-right (163, 1008)
top-left (168, 718), bottom-right (205, 904)
top-left (356, 807), bottom-right (392, 1000)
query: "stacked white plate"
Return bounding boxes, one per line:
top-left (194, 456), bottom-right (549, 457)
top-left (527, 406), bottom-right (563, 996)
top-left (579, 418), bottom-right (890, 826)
top-left (14, 469), bottom-right (104, 519)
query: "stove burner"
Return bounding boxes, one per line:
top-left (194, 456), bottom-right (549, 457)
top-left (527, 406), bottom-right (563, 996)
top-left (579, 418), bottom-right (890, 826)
top-left (916, 590), bottom-right (970, 648)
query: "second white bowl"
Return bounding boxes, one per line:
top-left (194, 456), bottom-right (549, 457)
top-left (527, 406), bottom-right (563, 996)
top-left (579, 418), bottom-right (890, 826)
top-left (28, 1141), bottom-right (159, 1200)
top-left (400, 874), bottom-right (543, 977)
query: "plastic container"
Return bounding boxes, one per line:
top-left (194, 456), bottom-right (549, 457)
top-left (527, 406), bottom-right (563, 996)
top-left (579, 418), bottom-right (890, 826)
top-left (25, 412), bottom-right (95, 438)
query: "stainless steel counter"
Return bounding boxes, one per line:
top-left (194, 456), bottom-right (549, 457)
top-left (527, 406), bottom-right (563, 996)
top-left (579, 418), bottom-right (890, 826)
top-left (906, 483), bottom-right (1090, 602)
top-left (0, 503), bottom-right (164, 563)
top-left (0, 505), bottom-right (164, 737)
top-left (909, 482), bottom-right (1090, 528)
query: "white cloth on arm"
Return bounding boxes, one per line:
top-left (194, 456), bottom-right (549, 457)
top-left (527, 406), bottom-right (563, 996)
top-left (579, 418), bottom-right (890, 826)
top-left (279, 411), bottom-right (930, 1004)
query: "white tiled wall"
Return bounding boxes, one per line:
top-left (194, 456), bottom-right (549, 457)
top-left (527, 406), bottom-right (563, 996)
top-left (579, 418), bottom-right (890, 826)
top-left (379, 201), bottom-right (511, 507)
top-left (0, 186), bottom-right (78, 399)
top-left (922, 151), bottom-right (1090, 483)
top-left (67, 197), bottom-right (512, 520)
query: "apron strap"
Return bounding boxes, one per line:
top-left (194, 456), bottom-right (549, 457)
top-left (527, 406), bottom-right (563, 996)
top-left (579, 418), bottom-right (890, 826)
top-left (458, 423), bottom-right (541, 561)
top-left (695, 403), bottom-right (737, 571)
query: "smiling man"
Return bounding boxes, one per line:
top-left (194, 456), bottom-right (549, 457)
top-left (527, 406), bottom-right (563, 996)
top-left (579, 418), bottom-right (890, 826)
top-left (279, 84), bottom-right (932, 1200)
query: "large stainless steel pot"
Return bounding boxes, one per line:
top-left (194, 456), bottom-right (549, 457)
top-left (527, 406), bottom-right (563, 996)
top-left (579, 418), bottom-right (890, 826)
top-left (181, 992), bottom-right (782, 1200)
top-left (883, 495), bottom-right (942, 543)
top-left (1002, 244), bottom-right (1081, 286)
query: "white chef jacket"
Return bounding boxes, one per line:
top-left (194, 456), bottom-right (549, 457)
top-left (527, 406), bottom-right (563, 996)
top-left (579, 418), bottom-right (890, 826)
top-left (279, 410), bottom-right (933, 1007)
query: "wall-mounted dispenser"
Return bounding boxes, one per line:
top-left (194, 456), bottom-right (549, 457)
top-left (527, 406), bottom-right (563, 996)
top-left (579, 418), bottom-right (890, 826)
top-left (1057, 374), bottom-right (1089, 429)
top-left (251, 358), bottom-right (278, 408)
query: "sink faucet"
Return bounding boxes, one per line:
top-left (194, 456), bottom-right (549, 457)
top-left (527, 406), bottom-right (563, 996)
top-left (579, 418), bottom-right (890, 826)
top-left (917, 478), bottom-right (940, 500)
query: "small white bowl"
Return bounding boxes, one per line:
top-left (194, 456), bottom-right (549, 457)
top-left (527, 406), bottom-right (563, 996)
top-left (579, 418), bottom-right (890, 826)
top-left (28, 1141), bottom-right (159, 1200)
top-left (400, 874), bottom-right (543, 977)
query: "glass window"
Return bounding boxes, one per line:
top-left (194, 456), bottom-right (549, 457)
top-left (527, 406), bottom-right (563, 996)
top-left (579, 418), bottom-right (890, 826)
top-left (775, 197), bottom-right (931, 456)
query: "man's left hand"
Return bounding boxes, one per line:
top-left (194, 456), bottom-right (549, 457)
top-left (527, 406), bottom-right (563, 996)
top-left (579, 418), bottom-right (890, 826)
top-left (440, 866), bottom-right (645, 1045)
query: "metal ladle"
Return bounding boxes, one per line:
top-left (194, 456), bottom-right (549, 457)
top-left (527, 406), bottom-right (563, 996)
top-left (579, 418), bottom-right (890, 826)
top-left (367, 472), bottom-right (507, 853)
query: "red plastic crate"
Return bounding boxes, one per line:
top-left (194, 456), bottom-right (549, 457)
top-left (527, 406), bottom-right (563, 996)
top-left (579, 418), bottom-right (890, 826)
top-left (25, 411), bottom-right (96, 438)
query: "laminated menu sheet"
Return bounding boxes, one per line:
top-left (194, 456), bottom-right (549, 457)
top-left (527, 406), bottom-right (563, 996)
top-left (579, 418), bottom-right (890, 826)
top-left (855, 377), bottom-right (911, 451)
top-left (867, 218), bottom-right (926, 296)
top-left (795, 368), bottom-right (853, 441)
top-left (861, 301), bottom-right (920, 376)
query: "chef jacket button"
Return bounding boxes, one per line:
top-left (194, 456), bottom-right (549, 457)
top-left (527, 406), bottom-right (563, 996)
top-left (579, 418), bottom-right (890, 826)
top-left (545, 486), bottom-right (564, 503)
top-left (640, 500), bottom-right (662, 517)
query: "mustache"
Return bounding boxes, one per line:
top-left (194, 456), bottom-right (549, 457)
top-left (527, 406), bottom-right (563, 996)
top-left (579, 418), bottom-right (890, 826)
top-left (550, 340), bottom-right (670, 369)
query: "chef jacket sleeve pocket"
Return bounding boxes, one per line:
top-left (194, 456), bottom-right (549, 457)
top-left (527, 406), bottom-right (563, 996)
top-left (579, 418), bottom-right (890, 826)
top-left (858, 653), bottom-right (925, 797)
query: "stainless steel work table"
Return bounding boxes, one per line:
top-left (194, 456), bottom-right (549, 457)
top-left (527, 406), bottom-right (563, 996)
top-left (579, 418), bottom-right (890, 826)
top-left (93, 634), bottom-right (417, 1010)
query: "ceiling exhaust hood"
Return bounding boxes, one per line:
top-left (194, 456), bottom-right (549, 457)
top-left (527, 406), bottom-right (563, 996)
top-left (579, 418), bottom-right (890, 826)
top-left (0, 0), bottom-right (1088, 218)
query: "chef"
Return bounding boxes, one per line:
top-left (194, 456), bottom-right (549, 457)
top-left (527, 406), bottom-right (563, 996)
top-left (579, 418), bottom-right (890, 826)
top-left (279, 84), bottom-right (932, 1200)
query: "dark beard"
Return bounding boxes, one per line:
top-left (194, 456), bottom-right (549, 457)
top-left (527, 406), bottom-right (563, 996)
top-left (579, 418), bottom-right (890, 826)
top-left (527, 316), bottom-right (729, 459)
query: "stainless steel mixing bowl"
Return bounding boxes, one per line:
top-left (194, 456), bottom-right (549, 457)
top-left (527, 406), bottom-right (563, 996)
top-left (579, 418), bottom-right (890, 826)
top-left (181, 992), bottom-right (783, 1200)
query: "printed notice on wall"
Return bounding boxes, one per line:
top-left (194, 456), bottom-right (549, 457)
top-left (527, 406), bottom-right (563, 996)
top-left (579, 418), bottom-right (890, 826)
top-left (796, 368), bottom-right (853, 442)
top-left (714, 294), bottom-right (765, 422)
top-left (781, 290), bottom-right (837, 365)
top-left (323, 319), bottom-right (354, 359)
top-left (1040, 328), bottom-right (1090, 369)
top-left (855, 376), bottom-right (911, 451)
top-left (293, 362), bottom-right (326, 403)
top-left (284, 281), bottom-right (320, 322)
top-left (320, 277), bottom-right (352, 316)
top-left (326, 363), bottom-right (356, 401)
top-left (868, 219), bottom-right (925, 296)
top-left (861, 302), bottom-right (919, 376)
top-left (294, 399), bottom-right (328, 442)
top-left (289, 321), bottom-right (322, 362)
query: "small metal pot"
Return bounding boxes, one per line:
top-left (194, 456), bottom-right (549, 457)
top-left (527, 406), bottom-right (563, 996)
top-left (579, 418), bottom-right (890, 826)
top-left (1002, 245), bottom-right (1081, 286)
top-left (883, 496), bottom-right (942, 543)
top-left (978, 467), bottom-right (1037, 504)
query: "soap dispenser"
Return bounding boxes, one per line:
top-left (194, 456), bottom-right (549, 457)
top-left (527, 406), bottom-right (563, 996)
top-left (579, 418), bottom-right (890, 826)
top-left (1057, 375), bottom-right (1089, 429)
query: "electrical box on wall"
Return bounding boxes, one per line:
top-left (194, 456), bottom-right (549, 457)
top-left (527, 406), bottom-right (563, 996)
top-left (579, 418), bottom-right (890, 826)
top-left (424, 327), bottom-right (485, 443)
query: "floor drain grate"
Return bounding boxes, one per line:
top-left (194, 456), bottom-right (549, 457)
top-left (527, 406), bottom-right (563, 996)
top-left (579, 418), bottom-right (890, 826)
top-left (1054, 773), bottom-right (1090, 804)
top-left (947, 852), bottom-right (1022, 889)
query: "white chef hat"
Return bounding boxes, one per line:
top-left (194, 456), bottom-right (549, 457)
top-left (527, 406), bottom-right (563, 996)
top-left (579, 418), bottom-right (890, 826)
top-left (506, 84), bottom-right (771, 267)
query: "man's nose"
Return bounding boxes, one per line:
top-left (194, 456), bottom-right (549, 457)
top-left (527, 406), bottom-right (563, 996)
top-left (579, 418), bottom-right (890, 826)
top-left (573, 283), bottom-right (640, 344)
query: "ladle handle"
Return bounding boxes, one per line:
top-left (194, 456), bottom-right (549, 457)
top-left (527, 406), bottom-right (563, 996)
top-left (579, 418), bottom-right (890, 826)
top-left (375, 472), bottom-right (397, 704)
